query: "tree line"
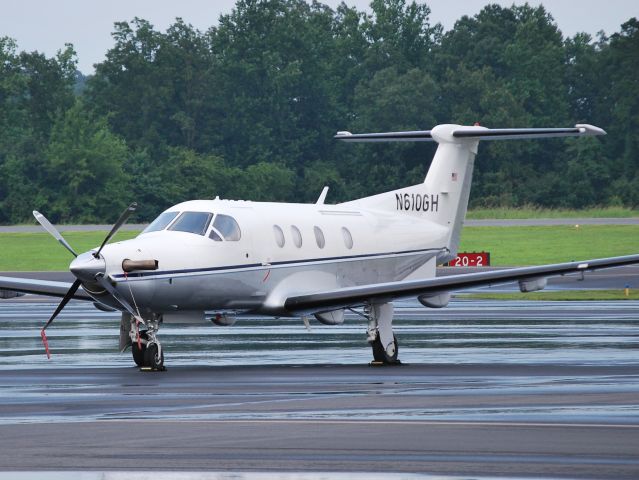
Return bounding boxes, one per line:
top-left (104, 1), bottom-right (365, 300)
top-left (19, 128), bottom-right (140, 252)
top-left (0, 0), bottom-right (637, 223)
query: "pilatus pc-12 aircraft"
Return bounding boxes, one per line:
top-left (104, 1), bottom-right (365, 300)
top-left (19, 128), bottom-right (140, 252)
top-left (1, 123), bottom-right (638, 370)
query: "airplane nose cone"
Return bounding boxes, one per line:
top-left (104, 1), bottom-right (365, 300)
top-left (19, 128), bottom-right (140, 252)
top-left (70, 252), bottom-right (106, 282)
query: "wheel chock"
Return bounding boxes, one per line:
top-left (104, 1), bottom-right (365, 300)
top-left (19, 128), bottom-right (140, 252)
top-left (139, 366), bottom-right (167, 372)
top-left (369, 360), bottom-right (403, 367)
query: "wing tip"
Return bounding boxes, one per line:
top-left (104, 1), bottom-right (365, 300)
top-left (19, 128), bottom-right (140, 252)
top-left (575, 124), bottom-right (607, 136)
top-left (334, 131), bottom-right (353, 140)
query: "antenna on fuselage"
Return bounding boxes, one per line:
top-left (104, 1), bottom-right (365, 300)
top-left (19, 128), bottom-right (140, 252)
top-left (316, 186), bottom-right (329, 205)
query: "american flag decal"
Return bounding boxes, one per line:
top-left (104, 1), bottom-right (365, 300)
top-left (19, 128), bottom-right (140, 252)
top-left (451, 172), bottom-right (458, 181)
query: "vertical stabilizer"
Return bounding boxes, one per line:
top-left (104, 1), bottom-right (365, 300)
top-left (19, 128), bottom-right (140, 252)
top-left (422, 124), bottom-right (480, 260)
top-left (335, 123), bottom-right (605, 263)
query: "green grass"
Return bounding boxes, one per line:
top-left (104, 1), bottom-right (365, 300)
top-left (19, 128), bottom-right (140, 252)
top-left (467, 206), bottom-right (639, 219)
top-left (0, 231), bottom-right (139, 271)
top-left (459, 225), bottom-right (639, 266)
top-left (461, 289), bottom-right (639, 301)
top-left (0, 224), bottom-right (637, 271)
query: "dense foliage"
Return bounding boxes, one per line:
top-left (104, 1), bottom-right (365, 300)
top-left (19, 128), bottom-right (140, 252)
top-left (1, 1), bottom-right (637, 223)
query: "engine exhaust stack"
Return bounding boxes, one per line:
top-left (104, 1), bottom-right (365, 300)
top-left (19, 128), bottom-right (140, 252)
top-left (122, 259), bottom-right (159, 272)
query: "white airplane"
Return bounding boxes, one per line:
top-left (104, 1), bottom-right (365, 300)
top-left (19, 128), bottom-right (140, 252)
top-left (1, 123), bottom-right (638, 370)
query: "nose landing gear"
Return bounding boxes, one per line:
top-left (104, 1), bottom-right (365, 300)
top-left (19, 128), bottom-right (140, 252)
top-left (131, 331), bottom-right (147, 367)
top-left (122, 313), bottom-right (165, 370)
top-left (138, 316), bottom-right (165, 370)
top-left (143, 342), bottom-right (164, 370)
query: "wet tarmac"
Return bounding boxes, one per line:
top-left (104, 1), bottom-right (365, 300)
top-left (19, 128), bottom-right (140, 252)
top-left (0, 298), bottom-right (638, 478)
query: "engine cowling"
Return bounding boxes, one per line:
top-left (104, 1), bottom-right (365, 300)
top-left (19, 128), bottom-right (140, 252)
top-left (314, 309), bottom-right (345, 325)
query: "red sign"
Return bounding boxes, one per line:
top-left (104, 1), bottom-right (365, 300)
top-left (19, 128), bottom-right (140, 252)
top-left (447, 252), bottom-right (490, 267)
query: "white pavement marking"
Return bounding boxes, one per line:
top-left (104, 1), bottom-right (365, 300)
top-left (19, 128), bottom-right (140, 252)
top-left (0, 473), bottom-right (479, 480)
top-left (103, 418), bottom-right (639, 429)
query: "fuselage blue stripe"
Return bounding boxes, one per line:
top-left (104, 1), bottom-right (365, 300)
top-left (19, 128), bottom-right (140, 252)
top-left (112, 247), bottom-right (444, 280)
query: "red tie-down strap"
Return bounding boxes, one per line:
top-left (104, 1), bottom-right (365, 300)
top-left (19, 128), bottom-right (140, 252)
top-left (41, 329), bottom-right (51, 359)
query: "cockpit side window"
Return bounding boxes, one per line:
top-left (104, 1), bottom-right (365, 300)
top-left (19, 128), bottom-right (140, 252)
top-left (168, 212), bottom-right (212, 236)
top-left (209, 229), bottom-right (223, 241)
top-left (212, 214), bottom-right (241, 241)
top-left (143, 211), bottom-right (179, 233)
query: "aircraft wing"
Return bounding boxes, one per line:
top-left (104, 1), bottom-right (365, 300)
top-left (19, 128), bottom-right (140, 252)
top-left (0, 276), bottom-right (92, 301)
top-left (284, 254), bottom-right (639, 313)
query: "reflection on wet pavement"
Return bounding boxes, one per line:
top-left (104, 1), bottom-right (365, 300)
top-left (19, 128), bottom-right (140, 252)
top-left (1, 298), bottom-right (638, 368)
top-left (0, 298), bottom-right (638, 478)
top-left (0, 298), bottom-right (637, 427)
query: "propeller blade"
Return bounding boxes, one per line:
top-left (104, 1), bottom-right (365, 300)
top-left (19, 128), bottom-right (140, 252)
top-left (94, 202), bottom-right (137, 258)
top-left (94, 273), bottom-right (141, 321)
top-left (40, 279), bottom-right (82, 358)
top-left (32, 211), bottom-right (78, 257)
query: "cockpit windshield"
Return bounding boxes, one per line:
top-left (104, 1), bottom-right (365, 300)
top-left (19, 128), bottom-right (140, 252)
top-left (168, 211), bottom-right (212, 236)
top-left (142, 211), bottom-right (179, 233)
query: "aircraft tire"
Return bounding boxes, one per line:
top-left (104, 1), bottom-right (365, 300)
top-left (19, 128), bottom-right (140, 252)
top-left (372, 332), bottom-right (399, 364)
top-left (144, 342), bottom-right (164, 370)
top-left (131, 332), bottom-right (148, 367)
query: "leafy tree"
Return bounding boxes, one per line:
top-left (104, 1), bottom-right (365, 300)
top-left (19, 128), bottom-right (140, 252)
top-left (564, 32), bottom-right (600, 123)
top-left (362, 0), bottom-right (442, 72)
top-left (0, 38), bottom-right (28, 153)
top-left (211, 0), bottom-right (342, 169)
top-left (2, 4), bottom-right (639, 223)
top-left (42, 101), bottom-right (131, 222)
top-left (86, 18), bottom-right (214, 156)
top-left (300, 161), bottom-right (347, 203)
top-left (595, 19), bottom-right (639, 178)
top-left (0, 40), bottom-right (79, 223)
top-left (233, 162), bottom-right (295, 201)
top-left (502, 5), bottom-right (568, 126)
top-left (161, 147), bottom-right (236, 206)
top-left (559, 138), bottom-right (610, 207)
top-left (18, 45), bottom-right (78, 142)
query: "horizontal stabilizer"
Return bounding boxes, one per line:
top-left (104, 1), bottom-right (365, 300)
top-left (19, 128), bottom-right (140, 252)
top-left (452, 124), bottom-right (605, 140)
top-left (335, 130), bottom-right (432, 142)
top-left (335, 124), bottom-right (605, 143)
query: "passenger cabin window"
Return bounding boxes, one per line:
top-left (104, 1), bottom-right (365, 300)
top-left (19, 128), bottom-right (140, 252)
top-left (143, 211), bottom-right (178, 233)
top-left (291, 226), bottom-right (302, 248)
top-left (210, 214), bottom-right (241, 241)
top-left (168, 212), bottom-right (212, 236)
top-left (273, 225), bottom-right (285, 247)
top-left (342, 227), bottom-right (353, 249)
top-left (314, 226), bottom-right (325, 249)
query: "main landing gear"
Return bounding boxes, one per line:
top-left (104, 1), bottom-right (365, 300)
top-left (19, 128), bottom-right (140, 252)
top-left (365, 303), bottom-right (400, 365)
top-left (121, 313), bottom-right (165, 370)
